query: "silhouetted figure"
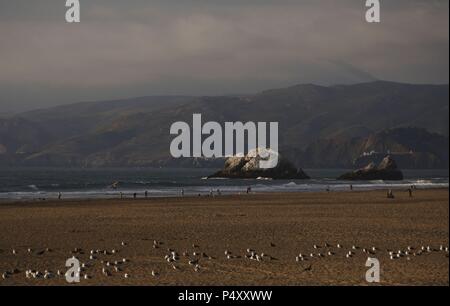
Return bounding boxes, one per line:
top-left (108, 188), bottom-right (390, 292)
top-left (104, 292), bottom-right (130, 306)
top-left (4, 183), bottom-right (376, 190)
top-left (133, 193), bottom-right (137, 199)
top-left (145, 191), bottom-right (148, 198)
top-left (387, 189), bottom-right (395, 199)
top-left (120, 192), bottom-right (123, 199)
top-left (408, 188), bottom-right (413, 198)
top-left (246, 187), bottom-right (252, 194)
top-left (350, 185), bottom-right (353, 191)
top-left (58, 192), bottom-right (62, 200)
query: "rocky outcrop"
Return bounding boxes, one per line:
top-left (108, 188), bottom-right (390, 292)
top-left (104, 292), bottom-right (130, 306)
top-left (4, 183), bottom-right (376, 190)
top-left (208, 149), bottom-right (310, 180)
top-left (338, 155), bottom-right (404, 181)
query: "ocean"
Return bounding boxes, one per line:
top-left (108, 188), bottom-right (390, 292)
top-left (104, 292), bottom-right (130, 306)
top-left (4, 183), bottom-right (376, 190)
top-left (0, 168), bottom-right (448, 200)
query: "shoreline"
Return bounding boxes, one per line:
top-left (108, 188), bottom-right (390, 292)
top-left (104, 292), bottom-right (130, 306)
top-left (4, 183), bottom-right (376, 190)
top-left (1, 186), bottom-right (448, 206)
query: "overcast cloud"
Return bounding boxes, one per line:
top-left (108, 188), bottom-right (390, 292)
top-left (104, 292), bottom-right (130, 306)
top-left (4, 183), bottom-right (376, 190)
top-left (0, 0), bottom-right (448, 113)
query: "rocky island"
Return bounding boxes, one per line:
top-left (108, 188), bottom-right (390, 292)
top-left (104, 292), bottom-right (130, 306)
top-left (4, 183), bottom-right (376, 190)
top-left (338, 155), bottom-right (404, 181)
top-left (208, 150), bottom-right (310, 180)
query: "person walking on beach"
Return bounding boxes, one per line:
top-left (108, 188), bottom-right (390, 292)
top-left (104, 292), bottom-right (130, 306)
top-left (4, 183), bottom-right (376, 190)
top-left (145, 190), bottom-right (148, 198)
top-left (408, 187), bottom-right (413, 198)
top-left (58, 192), bottom-right (62, 200)
top-left (246, 187), bottom-right (252, 194)
top-left (133, 193), bottom-right (137, 199)
top-left (181, 188), bottom-right (185, 197)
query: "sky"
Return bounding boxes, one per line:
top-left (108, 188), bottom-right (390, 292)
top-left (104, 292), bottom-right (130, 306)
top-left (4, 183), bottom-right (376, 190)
top-left (0, 0), bottom-right (448, 113)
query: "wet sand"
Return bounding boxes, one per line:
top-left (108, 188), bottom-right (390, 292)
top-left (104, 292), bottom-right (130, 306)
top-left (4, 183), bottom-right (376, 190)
top-left (0, 189), bottom-right (448, 286)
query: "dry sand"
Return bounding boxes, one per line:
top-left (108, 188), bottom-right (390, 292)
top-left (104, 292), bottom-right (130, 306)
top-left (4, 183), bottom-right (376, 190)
top-left (0, 189), bottom-right (448, 286)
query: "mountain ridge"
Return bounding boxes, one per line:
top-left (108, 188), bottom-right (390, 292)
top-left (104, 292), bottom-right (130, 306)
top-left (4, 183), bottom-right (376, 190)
top-left (0, 81), bottom-right (448, 169)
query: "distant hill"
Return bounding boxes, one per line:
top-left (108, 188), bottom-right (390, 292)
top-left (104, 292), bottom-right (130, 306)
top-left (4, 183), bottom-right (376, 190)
top-left (0, 81), bottom-right (448, 168)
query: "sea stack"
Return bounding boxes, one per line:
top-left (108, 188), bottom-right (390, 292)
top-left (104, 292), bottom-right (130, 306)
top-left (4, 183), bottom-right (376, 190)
top-left (338, 155), bottom-right (404, 181)
top-left (208, 149), bottom-right (310, 180)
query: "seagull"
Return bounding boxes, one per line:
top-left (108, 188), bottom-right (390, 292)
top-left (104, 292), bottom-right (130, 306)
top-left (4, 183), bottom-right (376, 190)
top-left (27, 248), bottom-right (33, 253)
top-left (102, 268), bottom-right (111, 276)
top-left (121, 242), bottom-right (127, 246)
top-left (313, 245), bottom-right (319, 249)
top-left (124, 274), bottom-right (130, 279)
top-left (172, 265), bottom-right (180, 271)
top-left (12, 249), bottom-right (17, 255)
top-left (337, 244), bottom-right (343, 249)
top-left (151, 270), bottom-right (158, 277)
top-left (2, 273), bottom-right (7, 279)
top-left (327, 251), bottom-right (334, 256)
top-left (194, 265), bottom-right (200, 272)
top-left (224, 250), bottom-right (231, 256)
top-left (189, 259), bottom-right (199, 266)
top-left (84, 274), bottom-right (90, 280)
top-left (122, 258), bottom-right (128, 263)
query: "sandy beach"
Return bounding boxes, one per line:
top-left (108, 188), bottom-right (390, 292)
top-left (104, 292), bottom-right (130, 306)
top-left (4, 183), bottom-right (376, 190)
top-left (0, 189), bottom-right (448, 286)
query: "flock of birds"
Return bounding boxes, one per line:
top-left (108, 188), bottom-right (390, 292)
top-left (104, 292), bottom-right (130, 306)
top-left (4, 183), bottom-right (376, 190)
top-left (0, 240), bottom-right (448, 282)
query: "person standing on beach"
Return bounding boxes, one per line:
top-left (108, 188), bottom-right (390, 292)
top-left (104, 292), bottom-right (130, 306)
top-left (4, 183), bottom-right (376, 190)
top-left (120, 192), bottom-right (123, 199)
top-left (58, 192), bottom-right (62, 200)
top-left (387, 189), bottom-right (395, 199)
top-left (133, 193), bottom-right (137, 199)
top-left (145, 190), bottom-right (148, 198)
top-left (408, 187), bottom-right (413, 198)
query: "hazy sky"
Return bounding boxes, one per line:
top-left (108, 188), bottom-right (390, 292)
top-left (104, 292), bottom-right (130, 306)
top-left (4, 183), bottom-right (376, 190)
top-left (0, 0), bottom-right (448, 113)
